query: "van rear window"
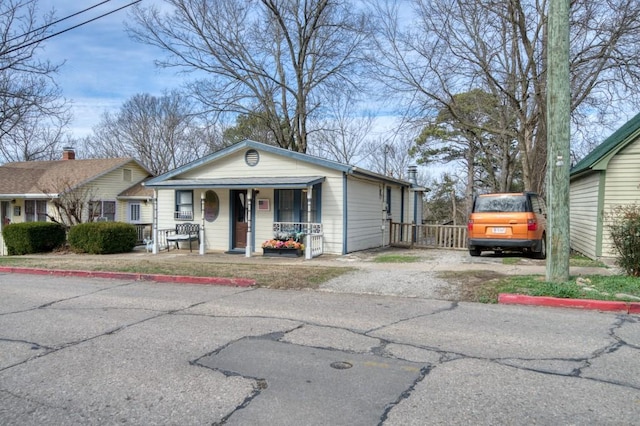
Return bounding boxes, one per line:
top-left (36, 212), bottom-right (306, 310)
top-left (474, 195), bottom-right (527, 213)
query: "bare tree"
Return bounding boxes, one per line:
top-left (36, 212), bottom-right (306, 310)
top-left (307, 91), bottom-right (375, 164)
top-left (40, 178), bottom-right (99, 227)
top-left (81, 91), bottom-right (212, 175)
top-left (0, 0), bottom-right (70, 163)
top-left (128, 0), bottom-right (371, 153)
top-left (369, 0), bottom-right (640, 196)
top-left (364, 131), bottom-right (416, 179)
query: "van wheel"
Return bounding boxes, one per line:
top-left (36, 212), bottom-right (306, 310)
top-left (469, 248), bottom-right (481, 257)
top-left (533, 234), bottom-right (546, 259)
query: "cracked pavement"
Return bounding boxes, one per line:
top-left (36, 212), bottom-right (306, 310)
top-left (1, 272), bottom-right (639, 425)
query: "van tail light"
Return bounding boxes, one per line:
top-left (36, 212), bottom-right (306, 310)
top-left (527, 219), bottom-right (538, 231)
top-left (468, 219), bottom-right (474, 232)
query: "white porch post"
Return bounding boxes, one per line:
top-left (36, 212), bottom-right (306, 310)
top-left (152, 189), bottom-right (158, 254)
top-left (306, 186), bottom-right (312, 260)
top-left (199, 192), bottom-right (205, 255)
top-left (245, 189), bottom-right (253, 257)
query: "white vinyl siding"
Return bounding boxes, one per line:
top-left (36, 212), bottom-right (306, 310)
top-left (346, 177), bottom-right (386, 252)
top-left (152, 145), bottom-right (418, 255)
top-left (601, 142), bottom-right (640, 257)
top-left (569, 172), bottom-right (601, 259)
top-left (177, 150), bottom-right (346, 254)
top-left (89, 161), bottom-right (151, 223)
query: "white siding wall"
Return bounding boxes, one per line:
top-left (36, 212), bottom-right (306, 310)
top-left (602, 141), bottom-right (640, 257)
top-left (312, 175), bottom-right (344, 254)
top-left (202, 189), bottom-right (231, 251)
top-left (569, 172), bottom-right (600, 259)
top-left (175, 150), bottom-right (347, 254)
top-left (156, 188), bottom-right (232, 251)
top-left (89, 163), bottom-right (149, 222)
top-left (346, 177), bottom-right (385, 252)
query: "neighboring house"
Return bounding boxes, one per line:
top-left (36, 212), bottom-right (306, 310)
top-left (144, 140), bottom-right (425, 258)
top-left (0, 148), bottom-right (154, 255)
top-left (569, 112), bottom-right (640, 259)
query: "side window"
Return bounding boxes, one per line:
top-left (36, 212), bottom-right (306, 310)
top-left (129, 203), bottom-right (141, 222)
top-left (90, 201), bottom-right (116, 221)
top-left (25, 200), bottom-right (48, 222)
top-left (175, 190), bottom-right (194, 220)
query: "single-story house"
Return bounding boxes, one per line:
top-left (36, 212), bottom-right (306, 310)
top-left (0, 147), bottom-right (153, 255)
top-left (569, 112), bottom-right (640, 259)
top-left (143, 140), bottom-right (425, 258)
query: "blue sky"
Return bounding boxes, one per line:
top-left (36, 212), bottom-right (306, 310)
top-left (37, 0), bottom-right (178, 138)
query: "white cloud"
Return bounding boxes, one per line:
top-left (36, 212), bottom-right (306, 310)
top-left (35, 0), bottom-right (182, 138)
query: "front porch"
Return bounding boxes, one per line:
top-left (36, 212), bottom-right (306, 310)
top-left (271, 222), bottom-right (324, 259)
top-left (150, 220), bottom-right (325, 259)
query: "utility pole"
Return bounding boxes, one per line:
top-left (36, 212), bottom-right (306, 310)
top-left (546, 0), bottom-right (571, 282)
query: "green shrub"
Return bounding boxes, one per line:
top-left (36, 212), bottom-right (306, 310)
top-left (68, 222), bottom-right (137, 254)
top-left (2, 222), bottom-right (66, 255)
top-left (608, 204), bottom-right (640, 276)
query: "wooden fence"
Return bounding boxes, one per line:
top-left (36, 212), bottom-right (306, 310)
top-left (390, 222), bottom-right (468, 250)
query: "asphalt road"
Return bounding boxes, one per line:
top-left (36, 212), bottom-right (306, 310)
top-left (1, 272), bottom-right (639, 425)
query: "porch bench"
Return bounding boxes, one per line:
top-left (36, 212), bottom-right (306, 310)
top-left (165, 223), bottom-right (200, 252)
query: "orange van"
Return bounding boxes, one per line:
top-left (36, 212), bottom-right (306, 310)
top-left (467, 192), bottom-right (546, 258)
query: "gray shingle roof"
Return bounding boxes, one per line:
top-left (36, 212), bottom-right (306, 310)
top-left (0, 158), bottom-right (143, 196)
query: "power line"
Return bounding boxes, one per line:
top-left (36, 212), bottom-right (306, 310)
top-left (1, 0), bottom-right (142, 57)
top-left (7, 0), bottom-right (114, 44)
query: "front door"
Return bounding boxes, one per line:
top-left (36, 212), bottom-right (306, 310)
top-left (232, 190), bottom-right (248, 249)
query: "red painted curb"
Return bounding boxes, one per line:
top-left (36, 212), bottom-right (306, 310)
top-left (0, 266), bottom-right (255, 287)
top-left (498, 293), bottom-right (634, 313)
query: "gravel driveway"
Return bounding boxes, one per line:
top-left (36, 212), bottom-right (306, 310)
top-left (315, 248), bottom-right (618, 300)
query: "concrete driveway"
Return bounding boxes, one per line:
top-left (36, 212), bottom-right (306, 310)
top-left (1, 271), bottom-right (638, 425)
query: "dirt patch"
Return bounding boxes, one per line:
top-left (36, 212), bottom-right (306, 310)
top-left (435, 270), bottom-right (507, 302)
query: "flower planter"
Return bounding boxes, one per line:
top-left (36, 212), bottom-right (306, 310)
top-left (262, 248), bottom-right (303, 258)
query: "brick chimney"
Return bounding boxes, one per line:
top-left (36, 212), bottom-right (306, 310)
top-left (62, 147), bottom-right (75, 160)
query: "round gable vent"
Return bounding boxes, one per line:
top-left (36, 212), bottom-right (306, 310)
top-left (245, 149), bottom-right (260, 166)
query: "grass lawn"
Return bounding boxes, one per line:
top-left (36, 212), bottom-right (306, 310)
top-left (0, 255), bottom-right (352, 290)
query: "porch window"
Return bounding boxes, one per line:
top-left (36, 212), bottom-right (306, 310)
top-left (90, 200), bottom-right (116, 221)
top-left (275, 186), bottom-right (321, 223)
top-left (277, 189), bottom-right (295, 222)
top-left (175, 190), bottom-right (194, 220)
top-left (24, 200), bottom-right (48, 222)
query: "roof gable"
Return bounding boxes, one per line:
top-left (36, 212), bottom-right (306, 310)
top-left (571, 112), bottom-right (640, 177)
top-left (145, 140), bottom-right (412, 187)
top-left (0, 157), bottom-right (151, 196)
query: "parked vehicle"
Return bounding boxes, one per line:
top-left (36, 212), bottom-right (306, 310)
top-left (467, 192), bottom-right (547, 258)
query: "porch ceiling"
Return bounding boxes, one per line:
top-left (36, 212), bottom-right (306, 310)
top-left (143, 176), bottom-right (325, 189)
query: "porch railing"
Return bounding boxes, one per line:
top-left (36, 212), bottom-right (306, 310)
top-left (390, 222), bottom-right (468, 250)
top-left (272, 222), bottom-right (323, 258)
top-left (132, 223), bottom-right (153, 245)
